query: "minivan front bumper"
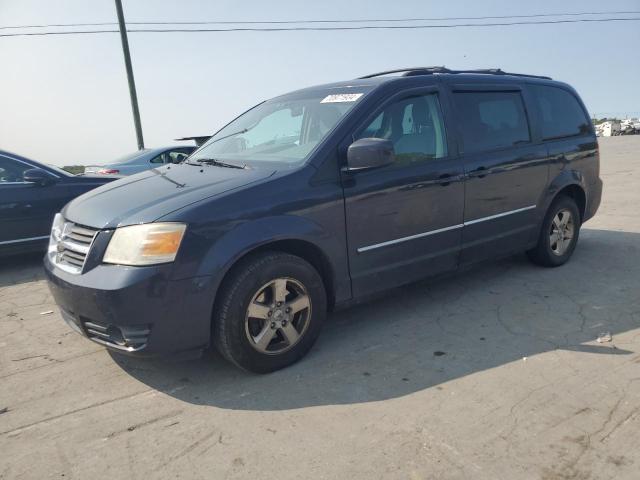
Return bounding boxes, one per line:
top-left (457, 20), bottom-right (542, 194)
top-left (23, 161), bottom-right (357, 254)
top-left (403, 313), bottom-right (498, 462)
top-left (44, 256), bottom-right (214, 357)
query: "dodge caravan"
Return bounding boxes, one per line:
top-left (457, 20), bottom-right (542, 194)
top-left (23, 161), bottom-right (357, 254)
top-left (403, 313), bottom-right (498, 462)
top-left (45, 67), bottom-right (602, 373)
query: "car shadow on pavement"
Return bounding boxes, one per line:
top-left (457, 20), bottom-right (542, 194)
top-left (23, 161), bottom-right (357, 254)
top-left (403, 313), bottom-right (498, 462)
top-left (0, 252), bottom-right (44, 288)
top-left (110, 228), bottom-right (640, 410)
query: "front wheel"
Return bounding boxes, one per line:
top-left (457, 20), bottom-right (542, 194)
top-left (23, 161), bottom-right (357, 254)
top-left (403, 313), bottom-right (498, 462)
top-left (527, 195), bottom-right (581, 267)
top-left (213, 252), bottom-right (327, 373)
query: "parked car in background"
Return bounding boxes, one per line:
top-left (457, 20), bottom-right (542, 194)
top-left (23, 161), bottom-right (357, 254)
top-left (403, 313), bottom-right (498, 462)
top-left (84, 146), bottom-right (196, 176)
top-left (620, 118), bottom-right (640, 135)
top-left (175, 135), bottom-right (212, 147)
top-left (45, 67), bottom-right (601, 373)
top-left (0, 150), bottom-right (120, 255)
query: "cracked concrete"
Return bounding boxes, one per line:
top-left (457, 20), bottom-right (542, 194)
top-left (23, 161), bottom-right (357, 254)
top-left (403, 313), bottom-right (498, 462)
top-left (0, 136), bottom-right (639, 479)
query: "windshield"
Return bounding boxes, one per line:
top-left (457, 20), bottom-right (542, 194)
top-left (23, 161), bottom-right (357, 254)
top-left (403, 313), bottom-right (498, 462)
top-left (190, 90), bottom-right (368, 167)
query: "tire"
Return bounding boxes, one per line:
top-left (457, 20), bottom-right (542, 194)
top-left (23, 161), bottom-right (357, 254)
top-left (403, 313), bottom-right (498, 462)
top-left (527, 195), bottom-right (581, 267)
top-left (212, 251), bottom-right (327, 373)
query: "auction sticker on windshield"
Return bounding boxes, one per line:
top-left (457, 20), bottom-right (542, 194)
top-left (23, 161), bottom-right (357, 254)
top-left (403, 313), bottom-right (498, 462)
top-left (320, 93), bottom-right (364, 103)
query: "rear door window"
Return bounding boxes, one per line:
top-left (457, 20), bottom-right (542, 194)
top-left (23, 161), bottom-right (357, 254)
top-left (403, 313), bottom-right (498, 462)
top-left (453, 91), bottom-right (530, 154)
top-left (530, 85), bottom-right (591, 140)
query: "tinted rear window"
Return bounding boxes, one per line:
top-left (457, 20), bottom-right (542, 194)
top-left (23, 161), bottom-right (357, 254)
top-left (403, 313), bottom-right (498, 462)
top-left (453, 91), bottom-right (530, 154)
top-left (530, 85), bottom-right (591, 140)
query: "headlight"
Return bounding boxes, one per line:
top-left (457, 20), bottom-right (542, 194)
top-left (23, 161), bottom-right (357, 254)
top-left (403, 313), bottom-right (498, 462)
top-left (103, 223), bottom-right (187, 266)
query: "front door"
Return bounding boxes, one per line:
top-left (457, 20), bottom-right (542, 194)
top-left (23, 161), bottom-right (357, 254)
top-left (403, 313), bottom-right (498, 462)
top-left (0, 154), bottom-right (69, 245)
top-left (342, 89), bottom-right (465, 297)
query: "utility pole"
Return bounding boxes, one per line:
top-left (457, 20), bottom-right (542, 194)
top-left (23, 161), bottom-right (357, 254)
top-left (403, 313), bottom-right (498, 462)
top-left (114, 0), bottom-right (144, 150)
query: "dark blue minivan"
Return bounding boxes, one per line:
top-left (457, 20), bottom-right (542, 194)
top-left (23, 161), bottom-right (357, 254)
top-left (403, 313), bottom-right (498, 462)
top-left (45, 68), bottom-right (602, 372)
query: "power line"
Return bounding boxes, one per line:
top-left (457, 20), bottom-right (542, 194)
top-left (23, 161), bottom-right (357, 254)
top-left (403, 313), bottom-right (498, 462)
top-left (1, 10), bottom-right (639, 30)
top-left (1, 17), bottom-right (639, 38)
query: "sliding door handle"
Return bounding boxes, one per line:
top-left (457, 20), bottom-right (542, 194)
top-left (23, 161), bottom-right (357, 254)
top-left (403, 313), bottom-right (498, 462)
top-left (469, 166), bottom-right (488, 179)
top-left (438, 173), bottom-right (463, 187)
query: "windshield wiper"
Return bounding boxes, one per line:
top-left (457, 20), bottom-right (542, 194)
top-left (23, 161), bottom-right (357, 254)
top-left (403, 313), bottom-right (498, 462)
top-left (185, 128), bottom-right (251, 168)
top-left (188, 158), bottom-right (247, 169)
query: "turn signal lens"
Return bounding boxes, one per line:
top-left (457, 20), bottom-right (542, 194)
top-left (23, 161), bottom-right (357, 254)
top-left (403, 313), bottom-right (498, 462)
top-left (141, 228), bottom-right (184, 256)
top-left (103, 223), bottom-right (187, 266)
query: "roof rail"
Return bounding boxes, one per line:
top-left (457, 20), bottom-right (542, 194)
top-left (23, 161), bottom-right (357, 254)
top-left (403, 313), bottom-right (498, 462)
top-left (358, 67), bottom-right (551, 80)
top-left (358, 67), bottom-right (445, 78)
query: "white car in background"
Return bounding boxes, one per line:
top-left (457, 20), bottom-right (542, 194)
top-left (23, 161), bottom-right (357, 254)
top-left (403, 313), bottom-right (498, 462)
top-left (84, 146), bottom-right (196, 175)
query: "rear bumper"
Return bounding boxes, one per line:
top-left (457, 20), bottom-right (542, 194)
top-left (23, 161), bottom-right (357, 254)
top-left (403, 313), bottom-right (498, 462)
top-left (44, 256), bottom-right (215, 357)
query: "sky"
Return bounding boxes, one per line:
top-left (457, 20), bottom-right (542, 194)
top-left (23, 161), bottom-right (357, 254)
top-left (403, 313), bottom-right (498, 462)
top-left (1, 0), bottom-right (639, 166)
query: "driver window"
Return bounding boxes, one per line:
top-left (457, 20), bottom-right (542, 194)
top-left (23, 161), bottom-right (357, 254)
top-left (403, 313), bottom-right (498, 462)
top-left (168, 151), bottom-right (189, 164)
top-left (0, 157), bottom-right (30, 183)
top-left (150, 153), bottom-right (166, 164)
top-left (356, 93), bottom-right (447, 167)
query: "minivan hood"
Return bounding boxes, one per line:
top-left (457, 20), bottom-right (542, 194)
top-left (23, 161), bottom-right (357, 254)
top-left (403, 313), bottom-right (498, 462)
top-left (63, 163), bottom-right (275, 229)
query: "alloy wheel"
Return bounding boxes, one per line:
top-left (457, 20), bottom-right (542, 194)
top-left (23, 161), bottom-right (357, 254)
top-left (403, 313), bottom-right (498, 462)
top-left (244, 277), bottom-right (312, 354)
top-left (549, 208), bottom-right (575, 256)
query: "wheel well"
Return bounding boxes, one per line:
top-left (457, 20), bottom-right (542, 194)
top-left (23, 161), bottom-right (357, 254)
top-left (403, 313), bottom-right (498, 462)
top-left (556, 184), bottom-right (586, 221)
top-left (220, 239), bottom-right (335, 310)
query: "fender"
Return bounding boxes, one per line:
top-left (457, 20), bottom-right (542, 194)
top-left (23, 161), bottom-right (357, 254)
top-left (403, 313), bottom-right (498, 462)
top-left (546, 169), bottom-right (587, 211)
top-left (533, 168), bottom-right (587, 236)
top-left (186, 213), bottom-right (350, 310)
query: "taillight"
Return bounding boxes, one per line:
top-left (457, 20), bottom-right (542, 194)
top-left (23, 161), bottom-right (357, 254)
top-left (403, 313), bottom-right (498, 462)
top-left (98, 169), bottom-right (120, 174)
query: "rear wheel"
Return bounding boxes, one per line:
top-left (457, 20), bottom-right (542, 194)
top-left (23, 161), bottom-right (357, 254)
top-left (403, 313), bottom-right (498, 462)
top-left (213, 251), bottom-right (326, 373)
top-left (527, 195), bottom-right (581, 267)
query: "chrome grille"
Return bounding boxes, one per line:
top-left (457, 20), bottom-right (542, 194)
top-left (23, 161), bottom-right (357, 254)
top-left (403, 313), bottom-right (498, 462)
top-left (51, 222), bottom-right (99, 273)
top-left (65, 225), bottom-right (96, 244)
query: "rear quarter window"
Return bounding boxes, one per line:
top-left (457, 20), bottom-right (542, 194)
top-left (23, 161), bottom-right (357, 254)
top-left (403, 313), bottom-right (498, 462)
top-left (530, 85), bottom-right (591, 140)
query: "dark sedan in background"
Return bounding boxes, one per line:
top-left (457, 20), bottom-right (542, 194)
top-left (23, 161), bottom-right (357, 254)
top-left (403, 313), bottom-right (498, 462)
top-left (0, 150), bottom-right (119, 255)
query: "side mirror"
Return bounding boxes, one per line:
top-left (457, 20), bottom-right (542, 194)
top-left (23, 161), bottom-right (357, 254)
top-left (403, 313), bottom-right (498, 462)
top-left (23, 168), bottom-right (56, 186)
top-left (345, 138), bottom-right (395, 172)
